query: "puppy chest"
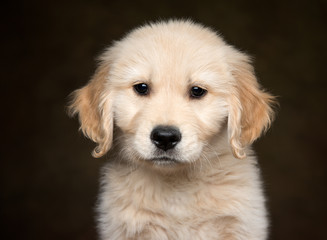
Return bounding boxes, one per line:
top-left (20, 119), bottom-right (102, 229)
top-left (106, 172), bottom-right (232, 222)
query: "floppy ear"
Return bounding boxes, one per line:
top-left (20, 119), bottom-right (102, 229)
top-left (68, 62), bottom-right (113, 158)
top-left (227, 51), bottom-right (276, 159)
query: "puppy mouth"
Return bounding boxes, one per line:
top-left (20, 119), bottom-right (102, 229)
top-left (149, 157), bottom-right (180, 165)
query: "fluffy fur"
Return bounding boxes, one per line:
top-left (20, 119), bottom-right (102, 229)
top-left (69, 20), bottom-right (275, 240)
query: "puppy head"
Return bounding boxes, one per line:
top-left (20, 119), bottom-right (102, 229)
top-left (68, 20), bottom-right (275, 167)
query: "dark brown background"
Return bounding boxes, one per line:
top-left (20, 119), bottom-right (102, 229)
top-left (2, 0), bottom-right (327, 239)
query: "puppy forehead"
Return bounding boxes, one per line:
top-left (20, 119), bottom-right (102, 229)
top-left (108, 21), bottom-right (231, 88)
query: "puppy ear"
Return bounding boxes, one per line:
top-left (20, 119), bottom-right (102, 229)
top-left (227, 51), bottom-right (276, 159)
top-left (68, 62), bottom-right (113, 158)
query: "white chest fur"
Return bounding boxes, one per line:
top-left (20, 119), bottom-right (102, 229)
top-left (98, 156), bottom-right (268, 240)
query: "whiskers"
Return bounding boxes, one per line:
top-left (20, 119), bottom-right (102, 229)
top-left (200, 141), bottom-right (223, 171)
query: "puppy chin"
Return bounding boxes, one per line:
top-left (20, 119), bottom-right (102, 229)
top-left (132, 148), bottom-right (202, 173)
top-left (148, 157), bottom-right (182, 169)
top-left (139, 151), bottom-right (185, 169)
top-left (143, 159), bottom-right (188, 174)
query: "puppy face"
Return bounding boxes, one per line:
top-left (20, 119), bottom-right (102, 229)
top-left (69, 21), bottom-right (275, 168)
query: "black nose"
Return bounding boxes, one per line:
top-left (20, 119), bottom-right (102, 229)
top-left (150, 126), bottom-right (182, 151)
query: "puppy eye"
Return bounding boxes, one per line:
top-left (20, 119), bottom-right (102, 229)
top-left (133, 83), bottom-right (149, 96)
top-left (190, 86), bottom-right (207, 98)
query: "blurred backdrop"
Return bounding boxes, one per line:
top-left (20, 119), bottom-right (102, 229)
top-left (2, 0), bottom-right (327, 239)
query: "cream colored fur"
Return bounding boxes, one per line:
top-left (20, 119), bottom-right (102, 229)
top-left (69, 20), bottom-right (275, 240)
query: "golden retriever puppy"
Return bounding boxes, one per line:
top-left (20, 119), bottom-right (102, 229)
top-left (69, 20), bottom-right (275, 240)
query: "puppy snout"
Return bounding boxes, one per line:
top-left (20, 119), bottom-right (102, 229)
top-left (150, 126), bottom-right (182, 151)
